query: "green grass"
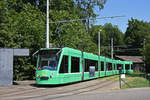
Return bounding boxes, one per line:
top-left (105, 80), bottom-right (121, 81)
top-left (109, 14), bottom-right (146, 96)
top-left (99, 73), bottom-right (150, 89)
top-left (101, 75), bottom-right (119, 81)
top-left (122, 73), bottom-right (150, 88)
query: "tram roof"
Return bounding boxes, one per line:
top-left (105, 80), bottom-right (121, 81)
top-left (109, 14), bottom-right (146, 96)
top-left (39, 47), bottom-right (132, 63)
top-left (40, 48), bottom-right (61, 50)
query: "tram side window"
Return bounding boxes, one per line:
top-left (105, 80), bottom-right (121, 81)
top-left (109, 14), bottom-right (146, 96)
top-left (117, 64), bottom-right (120, 70)
top-left (108, 63), bottom-right (112, 71)
top-left (71, 57), bottom-right (80, 73)
top-left (93, 60), bottom-right (98, 71)
top-left (59, 56), bottom-right (68, 73)
top-left (121, 64), bottom-right (123, 70)
top-left (117, 64), bottom-right (123, 70)
top-left (115, 64), bottom-right (117, 70)
top-left (106, 63), bottom-right (108, 71)
top-left (125, 64), bottom-right (130, 70)
top-left (101, 62), bottom-right (104, 71)
top-left (85, 59), bottom-right (89, 72)
top-left (131, 64), bottom-right (133, 69)
top-left (85, 59), bottom-right (98, 72)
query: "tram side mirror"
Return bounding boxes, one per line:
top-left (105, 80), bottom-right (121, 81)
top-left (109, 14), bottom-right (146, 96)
top-left (32, 50), bottom-right (39, 61)
top-left (56, 50), bottom-right (62, 61)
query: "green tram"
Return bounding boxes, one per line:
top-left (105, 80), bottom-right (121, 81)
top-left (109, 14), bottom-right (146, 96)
top-left (36, 47), bottom-right (133, 85)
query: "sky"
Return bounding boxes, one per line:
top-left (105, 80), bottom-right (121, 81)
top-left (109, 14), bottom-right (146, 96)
top-left (95, 0), bottom-right (150, 33)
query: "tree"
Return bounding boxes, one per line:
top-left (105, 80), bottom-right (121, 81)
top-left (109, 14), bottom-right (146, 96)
top-left (103, 23), bottom-right (124, 46)
top-left (89, 24), bottom-right (124, 57)
top-left (37, 0), bottom-right (77, 13)
top-left (0, 0), bottom-right (106, 80)
top-left (142, 36), bottom-right (150, 73)
top-left (90, 25), bottom-right (106, 44)
top-left (0, 1), bottom-right (46, 80)
top-left (75, 0), bottom-right (107, 33)
top-left (75, 0), bottom-right (107, 18)
top-left (125, 18), bottom-right (150, 48)
top-left (124, 18), bottom-right (150, 56)
top-left (89, 25), bottom-right (108, 56)
top-left (49, 10), bottom-right (97, 54)
top-left (125, 18), bottom-right (150, 72)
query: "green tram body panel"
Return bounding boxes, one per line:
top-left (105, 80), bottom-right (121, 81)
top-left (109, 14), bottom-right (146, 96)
top-left (36, 47), bottom-right (133, 85)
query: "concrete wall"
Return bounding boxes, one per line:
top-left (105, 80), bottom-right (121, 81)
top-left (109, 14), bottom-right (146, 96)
top-left (0, 48), bottom-right (29, 86)
top-left (0, 49), bottom-right (13, 85)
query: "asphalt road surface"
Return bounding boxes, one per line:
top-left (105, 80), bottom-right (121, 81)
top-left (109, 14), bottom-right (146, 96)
top-left (51, 88), bottom-right (150, 100)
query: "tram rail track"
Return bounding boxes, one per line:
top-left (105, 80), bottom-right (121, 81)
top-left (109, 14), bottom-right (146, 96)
top-left (0, 79), bottom-right (118, 100)
top-left (22, 80), bottom-right (118, 100)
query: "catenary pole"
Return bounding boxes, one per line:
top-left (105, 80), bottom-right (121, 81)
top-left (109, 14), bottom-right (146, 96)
top-left (98, 30), bottom-right (101, 56)
top-left (46, 0), bottom-right (49, 48)
top-left (111, 38), bottom-right (113, 59)
top-left (144, 38), bottom-right (146, 71)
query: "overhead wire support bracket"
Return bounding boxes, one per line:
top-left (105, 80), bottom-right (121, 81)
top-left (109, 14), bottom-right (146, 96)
top-left (49, 15), bottom-right (126, 24)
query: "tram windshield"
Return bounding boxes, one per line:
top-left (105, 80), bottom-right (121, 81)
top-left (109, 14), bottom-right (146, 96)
top-left (38, 49), bottom-right (61, 70)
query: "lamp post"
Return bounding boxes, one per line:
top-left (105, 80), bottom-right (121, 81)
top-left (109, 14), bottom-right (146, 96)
top-left (46, 0), bottom-right (49, 48)
top-left (98, 29), bottom-right (102, 77)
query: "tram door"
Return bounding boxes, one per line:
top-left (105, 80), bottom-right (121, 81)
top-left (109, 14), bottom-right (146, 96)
top-left (100, 61), bottom-right (105, 77)
top-left (70, 56), bottom-right (81, 82)
top-left (59, 55), bottom-right (69, 83)
top-left (81, 52), bottom-right (84, 81)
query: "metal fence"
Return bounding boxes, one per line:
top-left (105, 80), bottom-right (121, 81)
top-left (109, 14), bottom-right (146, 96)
top-left (119, 73), bottom-right (150, 89)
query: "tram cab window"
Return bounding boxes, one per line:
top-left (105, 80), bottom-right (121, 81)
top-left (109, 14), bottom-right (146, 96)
top-left (71, 57), bottom-right (80, 73)
top-left (125, 64), bottom-right (130, 70)
top-left (59, 56), bottom-right (68, 73)
top-left (38, 50), bottom-right (60, 70)
top-left (101, 62), bottom-right (104, 71)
